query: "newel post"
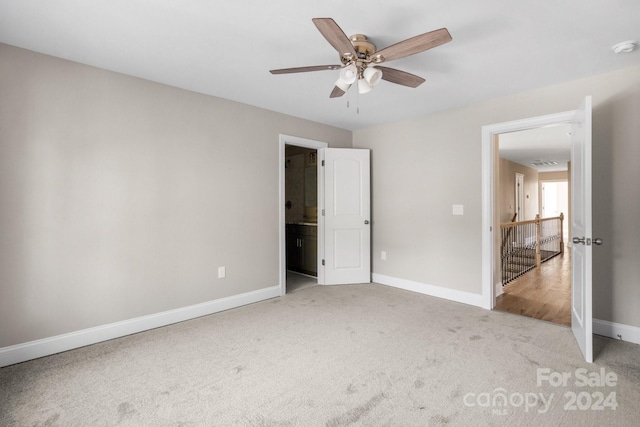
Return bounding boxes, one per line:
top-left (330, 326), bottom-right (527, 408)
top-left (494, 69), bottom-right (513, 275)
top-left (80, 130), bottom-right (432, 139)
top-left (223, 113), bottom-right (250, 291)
top-left (559, 212), bottom-right (564, 255)
top-left (535, 214), bottom-right (541, 268)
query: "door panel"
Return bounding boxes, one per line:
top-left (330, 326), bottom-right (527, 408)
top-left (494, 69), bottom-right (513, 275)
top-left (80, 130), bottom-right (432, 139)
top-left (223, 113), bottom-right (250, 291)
top-left (334, 158), bottom-right (363, 215)
top-left (571, 96), bottom-right (593, 363)
top-left (319, 148), bottom-right (371, 285)
top-left (334, 229), bottom-right (363, 268)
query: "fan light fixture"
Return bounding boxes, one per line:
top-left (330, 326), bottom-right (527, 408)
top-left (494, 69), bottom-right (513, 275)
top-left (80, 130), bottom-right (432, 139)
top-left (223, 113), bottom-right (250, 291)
top-left (356, 66), bottom-right (382, 94)
top-left (363, 67), bottom-right (382, 86)
top-left (336, 64), bottom-right (383, 95)
top-left (358, 78), bottom-right (373, 94)
top-left (334, 64), bottom-right (357, 91)
top-left (339, 64), bottom-right (357, 83)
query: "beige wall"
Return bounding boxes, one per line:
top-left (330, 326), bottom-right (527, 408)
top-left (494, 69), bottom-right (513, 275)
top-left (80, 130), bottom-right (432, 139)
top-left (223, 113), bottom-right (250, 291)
top-left (0, 44), bottom-right (351, 347)
top-left (498, 158), bottom-right (539, 223)
top-left (354, 64), bottom-right (640, 328)
top-left (2, 41), bottom-right (639, 350)
top-left (538, 171), bottom-right (569, 181)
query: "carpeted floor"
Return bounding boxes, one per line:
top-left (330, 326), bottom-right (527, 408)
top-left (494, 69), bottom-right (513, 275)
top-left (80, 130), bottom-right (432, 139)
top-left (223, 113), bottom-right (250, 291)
top-left (1, 283), bottom-right (638, 426)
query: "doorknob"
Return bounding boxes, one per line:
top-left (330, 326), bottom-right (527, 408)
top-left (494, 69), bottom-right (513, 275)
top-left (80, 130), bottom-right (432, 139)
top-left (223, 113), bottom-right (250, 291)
top-left (364, 220), bottom-right (370, 225)
top-left (573, 237), bottom-right (603, 246)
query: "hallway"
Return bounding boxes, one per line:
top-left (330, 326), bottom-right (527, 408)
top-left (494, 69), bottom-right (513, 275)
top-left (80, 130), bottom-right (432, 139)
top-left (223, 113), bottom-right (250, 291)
top-left (495, 251), bottom-right (571, 326)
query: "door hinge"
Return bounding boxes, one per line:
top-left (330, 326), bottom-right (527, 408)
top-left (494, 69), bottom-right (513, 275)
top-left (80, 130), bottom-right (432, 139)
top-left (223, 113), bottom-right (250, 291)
top-left (322, 259), bottom-right (325, 266)
top-left (322, 209), bottom-right (325, 216)
top-left (321, 160), bottom-right (325, 166)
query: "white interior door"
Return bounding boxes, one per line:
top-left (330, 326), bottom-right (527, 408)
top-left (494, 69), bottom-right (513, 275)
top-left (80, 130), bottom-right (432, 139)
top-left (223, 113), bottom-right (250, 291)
top-left (570, 96), bottom-right (593, 363)
top-left (318, 148), bottom-right (371, 285)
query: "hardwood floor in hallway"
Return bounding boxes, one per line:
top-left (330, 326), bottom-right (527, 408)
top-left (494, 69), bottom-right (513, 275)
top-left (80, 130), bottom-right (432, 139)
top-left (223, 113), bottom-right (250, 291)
top-left (495, 251), bottom-right (571, 326)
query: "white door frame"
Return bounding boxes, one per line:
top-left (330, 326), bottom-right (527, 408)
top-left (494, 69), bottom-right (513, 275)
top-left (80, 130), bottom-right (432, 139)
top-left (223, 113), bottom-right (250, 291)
top-left (279, 134), bottom-right (328, 296)
top-left (515, 173), bottom-right (525, 221)
top-left (481, 111), bottom-right (576, 309)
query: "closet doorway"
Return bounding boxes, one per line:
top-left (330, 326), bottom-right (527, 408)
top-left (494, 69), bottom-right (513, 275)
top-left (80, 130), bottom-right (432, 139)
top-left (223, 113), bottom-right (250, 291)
top-left (279, 135), bottom-right (327, 295)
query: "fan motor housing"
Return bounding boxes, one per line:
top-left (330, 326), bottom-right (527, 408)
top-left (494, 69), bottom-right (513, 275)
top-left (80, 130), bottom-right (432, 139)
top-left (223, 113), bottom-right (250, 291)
top-left (349, 34), bottom-right (376, 58)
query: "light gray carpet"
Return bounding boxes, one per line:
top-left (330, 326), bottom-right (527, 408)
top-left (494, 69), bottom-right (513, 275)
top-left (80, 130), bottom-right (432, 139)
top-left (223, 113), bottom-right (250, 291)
top-left (1, 283), bottom-right (639, 426)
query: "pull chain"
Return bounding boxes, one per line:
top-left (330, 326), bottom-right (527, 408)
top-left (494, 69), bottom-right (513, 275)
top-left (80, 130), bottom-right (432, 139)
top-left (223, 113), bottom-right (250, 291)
top-left (343, 84), bottom-right (360, 115)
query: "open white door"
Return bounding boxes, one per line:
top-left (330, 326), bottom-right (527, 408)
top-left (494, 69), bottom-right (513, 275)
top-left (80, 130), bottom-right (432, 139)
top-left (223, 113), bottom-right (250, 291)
top-left (318, 148), bottom-right (371, 285)
top-left (570, 96), bottom-right (593, 363)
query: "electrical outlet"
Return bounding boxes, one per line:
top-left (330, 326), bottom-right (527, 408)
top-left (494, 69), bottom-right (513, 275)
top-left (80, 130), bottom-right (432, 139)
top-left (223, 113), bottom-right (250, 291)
top-left (452, 204), bottom-right (464, 215)
top-left (381, 251), bottom-right (387, 260)
top-left (218, 266), bottom-right (226, 279)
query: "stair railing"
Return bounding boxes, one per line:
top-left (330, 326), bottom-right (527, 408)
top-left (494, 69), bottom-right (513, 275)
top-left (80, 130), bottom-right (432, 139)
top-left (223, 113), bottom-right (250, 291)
top-left (500, 213), bottom-right (564, 285)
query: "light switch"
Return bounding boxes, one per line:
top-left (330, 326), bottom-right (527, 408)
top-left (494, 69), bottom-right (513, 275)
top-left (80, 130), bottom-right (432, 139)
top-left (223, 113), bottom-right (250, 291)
top-left (452, 204), bottom-right (464, 215)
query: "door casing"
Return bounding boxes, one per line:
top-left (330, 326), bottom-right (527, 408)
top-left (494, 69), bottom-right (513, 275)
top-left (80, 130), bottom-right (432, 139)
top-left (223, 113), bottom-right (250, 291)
top-left (279, 135), bottom-right (328, 296)
top-left (481, 110), bottom-right (577, 309)
top-left (483, 98), bottom-right (594, 363)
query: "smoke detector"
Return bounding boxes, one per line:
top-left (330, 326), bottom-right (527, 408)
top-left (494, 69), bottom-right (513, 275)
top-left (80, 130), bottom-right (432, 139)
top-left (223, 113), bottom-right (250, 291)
top-left (611, 40), bottom-right (638, 54)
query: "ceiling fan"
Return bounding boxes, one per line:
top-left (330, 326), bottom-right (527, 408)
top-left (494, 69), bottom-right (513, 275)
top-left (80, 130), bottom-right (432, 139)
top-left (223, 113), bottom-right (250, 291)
top-left (270, 18), bottom-right (452, 98)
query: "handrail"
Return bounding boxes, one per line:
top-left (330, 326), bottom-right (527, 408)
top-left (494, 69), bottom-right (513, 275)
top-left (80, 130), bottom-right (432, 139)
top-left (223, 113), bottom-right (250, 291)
top-left (500, 213), bottom-right (564, 228)
top-left (500, 213), bottom-right (564, 233)
top-left (501, 218), bottom-right (541, 227)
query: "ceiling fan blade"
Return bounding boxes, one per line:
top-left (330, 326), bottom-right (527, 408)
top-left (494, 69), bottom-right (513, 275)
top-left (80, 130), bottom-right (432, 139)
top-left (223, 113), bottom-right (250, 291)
top-left (270, 65), bottom-right (341, 74)
top-left (330, 85), bottom-right (348, 98)
top-left (312, 18), bottom-right (358, 59)
top-left (377, 66), bottom-right (426, 88)
top-left (375, 28), bottom-right (452, 63)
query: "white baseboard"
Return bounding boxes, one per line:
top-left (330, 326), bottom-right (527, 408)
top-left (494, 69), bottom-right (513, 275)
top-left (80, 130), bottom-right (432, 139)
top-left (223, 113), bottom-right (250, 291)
top-left (4, 285), bottom-right (635, 368)
top-left (593, 318), bottom-right (640, 345)
top-left (372, 273), bottom-right (484, 308)
top-left (0, 286), bottom-right (281, 368)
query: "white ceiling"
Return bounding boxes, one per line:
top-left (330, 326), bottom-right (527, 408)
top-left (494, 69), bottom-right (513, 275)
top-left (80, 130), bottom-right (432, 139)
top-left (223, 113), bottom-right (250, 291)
top-left (499, 124), bottom-right (572, 172)
top-left (1, 0), bottom-right (639, 131)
